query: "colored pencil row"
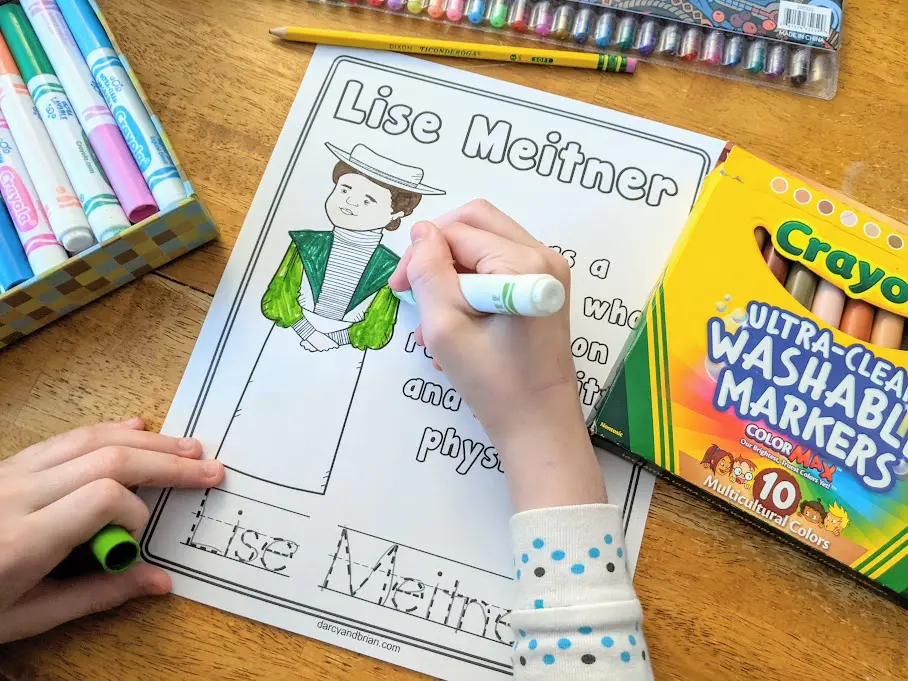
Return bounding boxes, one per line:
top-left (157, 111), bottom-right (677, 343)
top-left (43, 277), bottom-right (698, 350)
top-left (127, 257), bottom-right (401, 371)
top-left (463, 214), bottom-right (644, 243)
top-left (342, 0), bottom-right (830, 87)
top-left (0, 0), bottom-right (187, 294)
top-left (756, 228), bottom-right (905, 349)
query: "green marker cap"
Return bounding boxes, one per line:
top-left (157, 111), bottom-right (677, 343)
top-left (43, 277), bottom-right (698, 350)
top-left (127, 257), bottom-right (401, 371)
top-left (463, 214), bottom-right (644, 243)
top-left (0, 4), bottom-right (55, 84)
top-left (89, 525), bottom-right (140, 574)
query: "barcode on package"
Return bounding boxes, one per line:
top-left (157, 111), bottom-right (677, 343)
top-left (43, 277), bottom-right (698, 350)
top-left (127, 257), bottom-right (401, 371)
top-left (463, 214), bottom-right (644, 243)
top-left (778, 1), bottom-right (833, 39)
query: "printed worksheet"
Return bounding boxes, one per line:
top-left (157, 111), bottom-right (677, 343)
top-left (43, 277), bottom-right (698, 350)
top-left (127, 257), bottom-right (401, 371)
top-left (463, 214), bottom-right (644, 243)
top-left (140, 46), bottom-right (724, 680)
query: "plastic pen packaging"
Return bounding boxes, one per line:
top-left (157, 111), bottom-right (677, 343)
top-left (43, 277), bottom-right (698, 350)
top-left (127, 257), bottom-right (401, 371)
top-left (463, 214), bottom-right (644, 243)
top-left (308, 0), bottom-right (841, 99)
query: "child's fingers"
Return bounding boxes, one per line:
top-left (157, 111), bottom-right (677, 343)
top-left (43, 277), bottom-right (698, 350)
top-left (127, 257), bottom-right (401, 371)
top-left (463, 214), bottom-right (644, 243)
top-left (406, 221), bottom-right (473, 323)
top-left (441, 221), bottom-right (553, 276)
top-left (1, 419), bottom-right (146, 473)
top-left (388, 246), bottom-right (413, 292)
top-left (0, 565), bottom-right (169, 643)
top-left (11, 427), bottom-right (204, 475)
top-left (21, 479), bottom-right (150, 577)
top-left (435, 199), bottom-right (538, 246)
top-left (25, 448), bottom-right (223, 511)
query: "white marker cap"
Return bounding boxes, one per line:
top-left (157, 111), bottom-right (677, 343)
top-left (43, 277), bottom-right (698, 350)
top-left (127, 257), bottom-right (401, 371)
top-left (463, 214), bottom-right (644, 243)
top-left (61, 227), bottom-right (95, 254)
top-left (529, 276), bottom-right (566, 317)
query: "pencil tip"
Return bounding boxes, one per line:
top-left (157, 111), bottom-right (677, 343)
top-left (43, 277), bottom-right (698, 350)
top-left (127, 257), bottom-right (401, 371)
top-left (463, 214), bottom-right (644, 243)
top-left (270, 27), bottom-right (287, 38)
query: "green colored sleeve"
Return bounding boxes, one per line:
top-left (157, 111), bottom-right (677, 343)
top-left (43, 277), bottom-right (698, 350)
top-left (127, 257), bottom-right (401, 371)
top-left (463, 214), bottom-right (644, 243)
top-left (348, 286), bottom-right (400, 350)
top-left (261, 245), bottom-right (304, 328)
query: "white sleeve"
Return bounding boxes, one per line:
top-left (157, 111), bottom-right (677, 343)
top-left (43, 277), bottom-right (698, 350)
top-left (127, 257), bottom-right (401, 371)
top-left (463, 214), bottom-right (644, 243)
top-left (509, 504), bottom-right (653, 680)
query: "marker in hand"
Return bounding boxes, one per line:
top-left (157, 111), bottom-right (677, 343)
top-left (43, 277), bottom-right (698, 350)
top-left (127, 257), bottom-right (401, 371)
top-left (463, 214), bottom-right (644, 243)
top-left (393, 273), bottom-right (566, 317)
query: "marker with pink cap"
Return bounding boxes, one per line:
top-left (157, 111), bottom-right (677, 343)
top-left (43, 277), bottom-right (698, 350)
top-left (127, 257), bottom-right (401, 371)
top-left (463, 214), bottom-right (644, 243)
top-left (20, 0), bottom-right (156, 224)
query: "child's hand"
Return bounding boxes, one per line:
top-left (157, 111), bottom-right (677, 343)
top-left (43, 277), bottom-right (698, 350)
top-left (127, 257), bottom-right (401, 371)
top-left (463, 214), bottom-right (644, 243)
top-left (0, 418), bottom-right (224, 643)
top-left (389, 200), bottom-right (606, 511)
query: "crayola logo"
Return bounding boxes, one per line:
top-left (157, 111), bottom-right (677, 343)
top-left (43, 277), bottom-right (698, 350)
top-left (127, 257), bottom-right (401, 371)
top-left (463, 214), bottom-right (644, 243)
top-left (776, 221), bottom-right (908, 306)
top-left (113, 106), bottom-right (151, 172)
top-left (0, 168), bottom-right (38, 232)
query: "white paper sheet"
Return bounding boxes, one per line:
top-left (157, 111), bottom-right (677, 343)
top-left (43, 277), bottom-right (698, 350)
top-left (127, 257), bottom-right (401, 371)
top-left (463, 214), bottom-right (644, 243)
top-left (140, 47), bottom-right (724, 680)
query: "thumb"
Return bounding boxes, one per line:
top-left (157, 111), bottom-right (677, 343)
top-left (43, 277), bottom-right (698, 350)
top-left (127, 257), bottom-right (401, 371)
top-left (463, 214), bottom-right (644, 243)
top-left (405, 221), bottom-right (470, 319)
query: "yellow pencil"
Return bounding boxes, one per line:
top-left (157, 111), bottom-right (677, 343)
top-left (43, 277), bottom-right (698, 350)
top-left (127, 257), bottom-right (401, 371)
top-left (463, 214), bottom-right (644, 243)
top-left (269, 27), bottom-right (636, 73)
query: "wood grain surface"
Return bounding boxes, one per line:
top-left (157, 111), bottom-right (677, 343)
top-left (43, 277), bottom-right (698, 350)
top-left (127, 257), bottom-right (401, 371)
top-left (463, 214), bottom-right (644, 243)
top-left (1, 0), bottom-right (906, 679)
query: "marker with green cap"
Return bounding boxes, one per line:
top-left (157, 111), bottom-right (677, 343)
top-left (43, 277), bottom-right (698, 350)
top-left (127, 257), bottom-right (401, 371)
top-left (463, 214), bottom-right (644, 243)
top-left (90, 525), bottom-right (140, 573)
top-left (0, 3), bottom-right (128, 244)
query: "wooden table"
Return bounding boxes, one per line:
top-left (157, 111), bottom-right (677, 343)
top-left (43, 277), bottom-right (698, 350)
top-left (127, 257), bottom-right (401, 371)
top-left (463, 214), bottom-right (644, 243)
top-left (1, 1), bottom-right (906, 679)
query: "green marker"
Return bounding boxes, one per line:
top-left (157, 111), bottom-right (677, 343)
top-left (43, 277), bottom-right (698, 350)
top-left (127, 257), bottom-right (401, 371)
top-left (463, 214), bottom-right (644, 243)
top-left (90, 525), bottom-right (140, 573)
top-left (0, 3), bottom-right (128, 244)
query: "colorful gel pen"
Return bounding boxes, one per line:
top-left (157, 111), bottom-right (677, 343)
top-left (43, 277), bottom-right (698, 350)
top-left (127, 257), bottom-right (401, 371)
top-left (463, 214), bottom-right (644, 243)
top-left (507, 0), bottom-right (530, 31)
top-left (446, 0), bottom-right (466, 21)
top-left (489, 0), bottom-right (509, 27)
top-left (466, 0), bottom-right (486, 23)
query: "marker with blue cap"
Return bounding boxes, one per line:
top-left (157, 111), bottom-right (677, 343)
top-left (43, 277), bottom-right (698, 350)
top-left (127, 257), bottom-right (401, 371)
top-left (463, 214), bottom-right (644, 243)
top-left (55, 0), bottom-right (187, 211)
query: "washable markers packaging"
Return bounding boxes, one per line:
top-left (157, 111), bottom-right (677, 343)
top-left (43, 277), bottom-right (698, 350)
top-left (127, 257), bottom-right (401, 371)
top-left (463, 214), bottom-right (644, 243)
top-left (307, 0), bottom-right (841, 98)
top-left (591, 147), bottom-right (908, 605)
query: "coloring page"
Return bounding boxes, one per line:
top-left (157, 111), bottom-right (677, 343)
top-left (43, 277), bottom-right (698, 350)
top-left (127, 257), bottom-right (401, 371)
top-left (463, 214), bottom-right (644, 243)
top-left (140, 46), bottom-right (725, 680)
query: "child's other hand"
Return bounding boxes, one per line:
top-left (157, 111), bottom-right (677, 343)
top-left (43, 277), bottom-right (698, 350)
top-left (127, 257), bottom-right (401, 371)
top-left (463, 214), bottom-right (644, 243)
top-left (0, 418), bottom-right (224, 643)
top-left (389, 200), bottom-right (605, 510)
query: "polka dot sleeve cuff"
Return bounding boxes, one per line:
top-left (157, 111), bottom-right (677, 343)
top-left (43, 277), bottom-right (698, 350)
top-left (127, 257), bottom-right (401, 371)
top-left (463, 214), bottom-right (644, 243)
top-left (509, 504), bottom-right (652, 680)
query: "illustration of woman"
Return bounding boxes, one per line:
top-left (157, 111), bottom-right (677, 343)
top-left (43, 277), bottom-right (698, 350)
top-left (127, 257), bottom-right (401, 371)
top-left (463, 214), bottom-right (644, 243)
top-left (215, 143), bottom-right (445, 499)
top-left (261, 142), bottom-right (444, 352)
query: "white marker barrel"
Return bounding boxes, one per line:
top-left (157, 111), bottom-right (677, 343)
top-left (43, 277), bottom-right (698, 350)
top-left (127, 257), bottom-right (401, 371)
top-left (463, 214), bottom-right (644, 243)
top-left (0, 3), bottom-right (127, 243)
top-left (395, 273), bottom-right (566, 317)
top-left (0, 36), bottom-right (91, 252)
top-left (21, 0), bottom-right (157, 223)
top-left (58, 0), bottom-right (187, 211)
top-left (0, 113), bottom-right (67, 274)
top-left (29, 74), bottom-right (129, 242)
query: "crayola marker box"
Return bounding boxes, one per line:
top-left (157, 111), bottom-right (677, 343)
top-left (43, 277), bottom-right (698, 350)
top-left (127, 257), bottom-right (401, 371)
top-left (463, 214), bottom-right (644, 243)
top-left (591, 147), bottom-right (908, 605)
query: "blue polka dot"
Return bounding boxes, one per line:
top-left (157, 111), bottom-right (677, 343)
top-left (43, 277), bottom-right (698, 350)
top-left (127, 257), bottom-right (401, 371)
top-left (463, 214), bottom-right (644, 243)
top-left (557, 638), bottom-right (571, 650)
top-left (532, 538), bottom-right (544, 549)
top-left (578, 626), bottom-right (593, 635)
top-left (529, 639), bottom-right (538, 651)
top-left (602, 636), bottom-right (614, 648)
top-left (516, 569), bottom-right (521, 580)
top-left (571, 563), bottom-right (586, 575)
top-left (617, 548), bottom-right (624, 558)
top-left (589, 548), bottom-right (601, 559)
top-left (521, 553), bottom-right (529, 564)
top-left (621, 651), bottom-right (631, 663)
top-left (512, 641), bottom-right (518, 650)
top-left (629, 635), bottom-right (637, 646)
top-left (551, 550), bottom-right (565, 561)
top-left (605, 534), bottom-right (613, 545)
top-left (534, 599), bottom-right (544, 609)
top-left (543, 654), bottom-right (555, 665)
top-left (519, 629), bottom-right (526, 638)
